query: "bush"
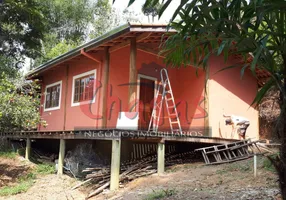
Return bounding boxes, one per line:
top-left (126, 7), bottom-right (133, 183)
top-left (0, 73), bottom-right (46, 132)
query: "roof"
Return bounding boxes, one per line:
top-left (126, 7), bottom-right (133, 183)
top-left (27, 23), bottom-right (172, 78)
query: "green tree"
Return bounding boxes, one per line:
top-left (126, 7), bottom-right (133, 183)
top-left (0, 0), bottom-right (47, 58)
top-left (141, 0), bottom-right (162, 22)
top-left (124, 0), bottom-right (286, 197)
top-left (0, 57), bottom-right (19, 79)
top-left (0, 73), bottom-right (46, 132)
top-left (33, 0), bottom-right (116, 65)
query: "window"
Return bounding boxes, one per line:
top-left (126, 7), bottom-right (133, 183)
top-left (72, 69), bottom-right (96, 106)
top-left (44, 81), bottom-right (62, 111)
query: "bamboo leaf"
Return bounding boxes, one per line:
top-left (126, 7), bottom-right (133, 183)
top-left (251, 78), bottom-right (275, 107)
top-left (159, 0), bottom-right (172, 18)
top-left (217, 40), bottom-right (227, 55)
top-left (127, 0), bottom-right (136, 7)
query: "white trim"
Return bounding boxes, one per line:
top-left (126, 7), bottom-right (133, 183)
top-left (44, 80), bottom-right (62, 112)
top-left (137, 74), bottom-right (157, 129)
top-left (71, 69), bottom-right (97, 107)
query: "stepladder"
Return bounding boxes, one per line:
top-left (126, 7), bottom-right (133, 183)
top-left (195, 139), bottom-right (262, 165)
top-left (148, 68), bottom-right (182, 134)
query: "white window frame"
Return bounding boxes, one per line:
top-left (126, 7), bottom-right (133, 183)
top-left (71, 69), bottom-right (97, 107)
top-left (44, 80), bottom-right (62, 112)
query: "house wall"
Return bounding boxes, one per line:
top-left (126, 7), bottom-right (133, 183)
top-left (107, 46), bottom-right (206, 132)
top-left (208, 56), bottom-right (259, 139)
top-left (64, 56), bottom-right (102, 130)
top-left (39, 66), bottom-right (66, 131)
top-left (39, 54), bottom-right (102, 131)
top-left (38, 47), bottom-right (258, 140)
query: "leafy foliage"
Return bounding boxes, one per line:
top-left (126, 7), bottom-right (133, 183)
top-left (40, 0), bottom-right (98, 42)
top-left (0, 73), bottom-right (46, 132)
top-left (124, 0), bottom-right (286, 197)
top-left (0, 0), bottom-right (47, 58)
top-left (44, 39), bottom-right (79, 62)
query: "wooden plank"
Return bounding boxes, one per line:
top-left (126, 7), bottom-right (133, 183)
top-left (102, 47), bottom-right (110, 128)
top-left (109, 32), bottom-right (152, 53)
top-left (128, 37), bottom-right (137, 111)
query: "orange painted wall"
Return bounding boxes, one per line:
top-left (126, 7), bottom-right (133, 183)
top-left (176, 67), bottom-right (206, 128)
top-left (208, 56), bottom-right (259, 139)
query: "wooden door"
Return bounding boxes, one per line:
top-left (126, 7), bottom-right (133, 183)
top-left (139, 77), bottom-right (155, 130)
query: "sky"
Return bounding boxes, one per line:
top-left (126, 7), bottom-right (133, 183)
top-left (110, 0), bottom-right (180, 23)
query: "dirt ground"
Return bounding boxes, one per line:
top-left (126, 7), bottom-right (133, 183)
top-left (0, 157), bottom-right (30, 188)
top-left (0, 156), bottom-right (85, 200)
top-left (0, 155), bottom-right (281, 200)
top-left (97, 158), bottom-right (280, 200)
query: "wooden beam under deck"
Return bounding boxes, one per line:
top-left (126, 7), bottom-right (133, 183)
top-left (1, 129), bottom-right (237, 144)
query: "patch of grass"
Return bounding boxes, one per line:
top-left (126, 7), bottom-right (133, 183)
top-left (0, 181), bottom-right (33, 196)
top-left (0, 172), bottom-right (35, 196)
top-left (35, 163), bottom-right (55, 175)
top-left (145, 189), bottom-right (176, 200)
top-left (216, 159), bottom-right (252, 174)
top-left (216, 155), bottom-right (280, 175)
top-left (0, 162), bottom-right (54, 196)
top-left (262, 156), bottom-right (276, 172)
top-left (0, 151), bottom-right (17, 159)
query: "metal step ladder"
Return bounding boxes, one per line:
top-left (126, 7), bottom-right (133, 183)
top-left (148, 69), bottom-right (182, 134)
top-left (195, 139), bottom-right (262, 165)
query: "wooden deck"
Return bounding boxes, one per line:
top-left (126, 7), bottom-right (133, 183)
top-left (1, 129), bottom-right (237, 144)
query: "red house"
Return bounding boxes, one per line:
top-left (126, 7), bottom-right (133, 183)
top-left (2, 23), bottom-right (264, 191)
top-left (28, 23), bottom-right (259, 140)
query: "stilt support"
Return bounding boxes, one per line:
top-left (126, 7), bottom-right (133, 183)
top-left (157, 142), bottom-right (165, 175)
top-left (57, 139), bottom-right (66, 176)
top-left (25, 138), bottom-right (31, 160)
top-left (110, 139), bottom-right (121, 191)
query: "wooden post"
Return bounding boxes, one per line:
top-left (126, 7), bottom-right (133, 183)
top-left (57, 139), bottom-right (66, 176)
top-left (63, 65), bottom-right (69, 130)
top-left (254, 154), bottom-right (257, 178)
top-left (110, 139), bottom-right (121, 191)
top-left (25, 138), bottom-right (31, 160)
top-left (204, 67), bottom-right (210, 136)
top-left (128, 37), bottom-right (137, 111)
top-left (102, 47), bottom-right (110, 128)
top-left (157, 142), bottom-right (165, 175)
